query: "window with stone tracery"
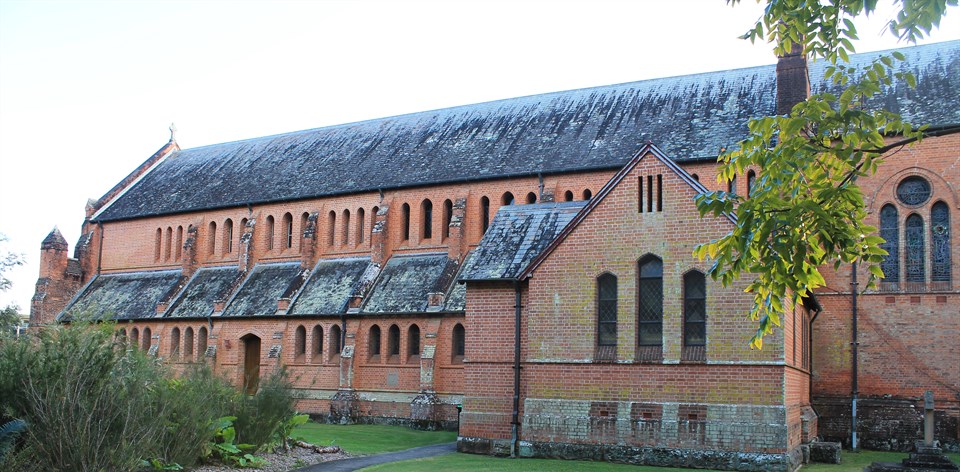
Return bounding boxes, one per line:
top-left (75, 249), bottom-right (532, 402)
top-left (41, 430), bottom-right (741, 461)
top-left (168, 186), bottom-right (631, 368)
top-left (879, 204), bottom-right (899, 284)
top-left (905, 213), bottom-right (925, 283)
top-left (931, 201), bottom-right (951, 284)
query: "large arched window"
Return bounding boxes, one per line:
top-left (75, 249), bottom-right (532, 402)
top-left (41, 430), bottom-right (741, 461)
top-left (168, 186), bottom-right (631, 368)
top-left (421, 200), bottom-right (433, 240)
top-left (596, 273), bottom-right (617, 361)
top-left (368, 325), bottom-right (381, 360)
top-left (224, 219), bottom-right (233, 254)
top-left (931, 201), bottom-right (951, 284)
top-left (265, 215), bottom-right (275, 250)
top-left (452, 323), bottom-right (465, 363)
top-left (311, 325), bottom-right (324, 364)
top-left (637, 256), bottom-right (663, 355)
top-left (879, 204), bottom-right (900, 285)
top-left (905, 213), bottom-right (925, 283)
top-left (683, 271), bottom-right (707, 361)
top-left (170, 327), bottom-right (181, 359)
top-left (387, 324), bottom-right (400, 362)
top-left (407, 324), bottom-right (421, 361)
top-left (401, 203), bottom-right (411, 241)
top-left (294, 325), bottom-right (306, 362)
top-left (283, 212), bottom-right (294, 249)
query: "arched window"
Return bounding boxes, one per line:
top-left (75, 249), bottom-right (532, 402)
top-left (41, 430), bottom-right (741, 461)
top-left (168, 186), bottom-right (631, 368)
top-left (583, 189), bottom-right (592, 200)
top-left (369, 325), bottom-right (381, 359)
top-left (170, 327), bottom-right (181, 359)
top-left (683, 271), bottom-right (707, 361)
top-left (452, 323), bottom-right (465, 363)
top-left (563, 190), bottom-right (574, 202)
top-left (357, 208), bottom-right (366, 244)
top-left (371, 206), bottom-right (380, 242)
top-left (142, 327), bottom-right (152, 352)
top-left (728, 175), bottom-right (738, 196)
top-left (301, 212), bottom-right (310, 250)
top-left (501, 192), bottom-right (514, 206)
top-left (328, 211), bottom-right (337, 246)
top-left (421, 200), bottom-right (433, 239)
top-left (175, 226), bottom-right (183, 261)
top-left (879, 204), bottom-right (900, 284)
top-left (155, 228), bottom-right (162, 261)
top-left (184, 327), bottom-right (194, 359)
top-left (596, 273), bottom-right (617, 360)
top-left (311, 325), bottom-right (324, 364)
top-left (265, 215), bottom-right (275, 250)
top-left (294, 325), bottom-right (306, 361)
top-left (931, 201), bottom-right (951, 284)
top-left (638, 256), bottom-right (663, 359)
top-left (526, 192), bottom-right (537, 204)
top-left (131, 327), bottom-right (140, 350)
top-left (164, 227), bottom-right (173, 261)
top-left (198, 327), bottom-right (208, 358)
top-left (443, 199), bottom-right (453, 240)
top-left (224, 219), bottom-right (233, 254)
top-left (407, 324), bottom-right (421, 361)
top-left (480, 197), bottom-right (490, 234)
top-left (342, 209), bottom-right (351, 245)
top-left (283, 212), bottom-right (294, 249)
top-left (387, 324), bottom-right (400, 362)
top-left (905, 214), bottom-right (925, 283)
top-left (747, 170), bottom-right (756, 197)
top-left (330, 325), bottom-right (342, 358)
top-left (208, 221), bottom-right (217, 255)
top-left (402, 203), bottom-right (411, 241)
top-left (116, 328), bottom-right (127, 346)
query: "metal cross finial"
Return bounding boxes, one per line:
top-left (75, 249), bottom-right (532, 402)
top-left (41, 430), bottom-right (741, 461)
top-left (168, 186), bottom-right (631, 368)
top-left (169, 123), bottom-right (177, 142)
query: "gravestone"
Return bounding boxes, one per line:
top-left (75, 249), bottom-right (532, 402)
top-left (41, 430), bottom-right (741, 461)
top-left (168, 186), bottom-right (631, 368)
top-left (864, 391), bottom-right (959, 472)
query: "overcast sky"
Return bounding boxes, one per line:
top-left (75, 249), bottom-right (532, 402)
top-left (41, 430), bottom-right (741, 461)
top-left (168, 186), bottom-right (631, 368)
top-left (1, 0), bottom-right (958, 311)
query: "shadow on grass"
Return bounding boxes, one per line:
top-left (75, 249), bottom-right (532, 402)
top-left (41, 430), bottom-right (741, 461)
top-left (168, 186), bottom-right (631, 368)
top-left (292, 422), bottom-right (456, 456)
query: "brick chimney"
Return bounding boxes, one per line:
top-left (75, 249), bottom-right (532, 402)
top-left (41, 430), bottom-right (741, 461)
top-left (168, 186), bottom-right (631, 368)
top-left (776, 43), bottom-right (810, 115)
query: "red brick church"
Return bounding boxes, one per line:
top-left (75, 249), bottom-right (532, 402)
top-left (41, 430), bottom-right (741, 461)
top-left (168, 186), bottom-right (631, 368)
top-left (31, 41), bottom-right (959, 471)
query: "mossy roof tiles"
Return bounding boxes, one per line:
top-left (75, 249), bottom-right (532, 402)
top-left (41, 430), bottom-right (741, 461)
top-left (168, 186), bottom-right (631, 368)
top-left (59, 270), bottom-right (181, 321)
top-left (288, 257), bottom-right (371, 315)
top-left (166, 266), bottom-right (242, 318)
top-left (94, 42), bottom-right (960, 222)
top-left (362, 254), bottom-right (458, 313)
top-left (221, 263), bottom-right (304, 317)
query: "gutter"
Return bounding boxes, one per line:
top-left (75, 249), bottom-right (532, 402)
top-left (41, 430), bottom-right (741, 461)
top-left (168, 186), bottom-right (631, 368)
top-left (511, 279), bottom-right (522, 458)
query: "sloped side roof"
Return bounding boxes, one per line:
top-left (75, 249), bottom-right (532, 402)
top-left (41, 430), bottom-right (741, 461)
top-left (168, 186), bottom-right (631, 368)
top-left (59, 270), bottom-right (181, 321)
top-left (288, 257), bottom-right (371, 315)
top-left (166, 266), bottom-right (242, 318)
top-left (443, 251), bottom-right (473, 311)
top-left (94, 41), bottom-right (960, 222)
top-left (221, 263), bottom-right (304, 317)
top-left (362, 254), bottom-right (458, 313)
top-left (460, 202), bottom-right (587, 281)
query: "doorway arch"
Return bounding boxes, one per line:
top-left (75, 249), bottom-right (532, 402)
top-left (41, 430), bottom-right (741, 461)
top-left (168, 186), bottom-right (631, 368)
top-left (241, 334), bottom-right (262, 395)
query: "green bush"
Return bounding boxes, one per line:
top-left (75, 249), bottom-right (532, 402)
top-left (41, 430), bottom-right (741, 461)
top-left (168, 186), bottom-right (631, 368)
top-left (0, 323), bottom-right (302, 470)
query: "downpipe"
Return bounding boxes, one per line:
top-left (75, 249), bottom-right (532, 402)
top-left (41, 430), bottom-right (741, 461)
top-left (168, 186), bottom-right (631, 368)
top-left (851, 262), bottom-right (859, 451)
top-left (511, 280), bottom-right (522, 458)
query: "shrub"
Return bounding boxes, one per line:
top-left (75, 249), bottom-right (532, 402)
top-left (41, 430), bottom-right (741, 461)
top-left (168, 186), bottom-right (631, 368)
top-left (233, 368), bottom-right (297, 450)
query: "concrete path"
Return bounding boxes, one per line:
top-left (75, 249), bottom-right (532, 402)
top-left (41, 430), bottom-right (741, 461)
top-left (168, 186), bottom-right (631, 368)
top-left (295, 442), bottom-right (457, 472)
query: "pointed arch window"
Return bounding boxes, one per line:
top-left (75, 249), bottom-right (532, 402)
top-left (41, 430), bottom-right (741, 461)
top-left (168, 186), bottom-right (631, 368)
top-left (638, 256), bottom-right (663, 361)
top-left (208, 222), bottom-right (217, 256)
top-left (342, 210), bottom-right (350, 246)
top-left (164, 227), bottom-right (173, 260)
top-left (198, 327), bottom-right (208, 358)
top-left (480, 197), bottom-right (490, 234)
top-left (683, 271), bottom-right (707, 362)
top-left (311, 325), bottom-right (324, 364)
top-left (265, 215), bottom-right (275, 250)
top-left (564, 190), bottom-right (574, 202)
top-left (421, 200), bottom-right (433, 240)
top-left (357, 208), bottom-right (366, 244)
top-left (879, 204), bottom-right (900, 285)
top-left (407, 324), bottom-right (421, 362)
top-left (330, 325), bottom-right (342, 359)
top-left (170, 327), bottom-right (181, 359)
top-left (294, 325), bottom-right (306, 362)
top-left (175, 226), bottom-right (183, 261)
top-left (452, 323), bottom-right (465, 364)
top-left (155, 228), bottom-right (162, 261)
top-left (747, 170), bottom-right (756, 197)
top-left (502, 192), bottom-right (514, 206)
top-left (283, 212), bottom-right (294, 249)
top-left (184, 327), bottom-right (194, 359)
top-left (387, 324), bottom-right (400, 363)
top-left (905, 214), bottom-right (925, 283)
top-left (526, 192), bottom-right (537, 204)
top-left (401, 203), bottom-right (411, 241)
top-left (596, 273), bottom-right (617, 361)
top-left (328, 211), bottom-right (337, 246)
top-left (443, 199), bottom-right (453, 240)
top-left (142, 327), bottom-right (152, 352)
top-left (224, 219), bottom-right (233, 254)
top-left (368, 324), bottom-right (381, 360)
top-left (728, 175), bottom-right (738, 196)
top-left (931, 201), bottom-right (951, 284)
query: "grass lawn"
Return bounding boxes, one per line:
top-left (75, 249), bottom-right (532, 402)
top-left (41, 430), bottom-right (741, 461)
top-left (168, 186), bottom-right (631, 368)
top-left (360, 449), bottom-right (960, 471)
top-left (291, 422), bottom-right (456, 455)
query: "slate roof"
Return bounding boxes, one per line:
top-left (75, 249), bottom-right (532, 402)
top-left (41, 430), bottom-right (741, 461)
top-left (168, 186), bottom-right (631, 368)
top-left (288, 257), bottom-right (372, 315)
top-left (460, 202), bottom-right (587, 281)
top-left (221, 263), bottom-right (305, 317)
top-left (362, 254), bottom-right (459, 313)
top-left (166, 266), bottom-right (242, 318)
top-left (443, 252), bottom-right (472, 312)
top-left (59, 270), bottom-right (181, 321)
top-left (93, 41), bottom-right (960, 222)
